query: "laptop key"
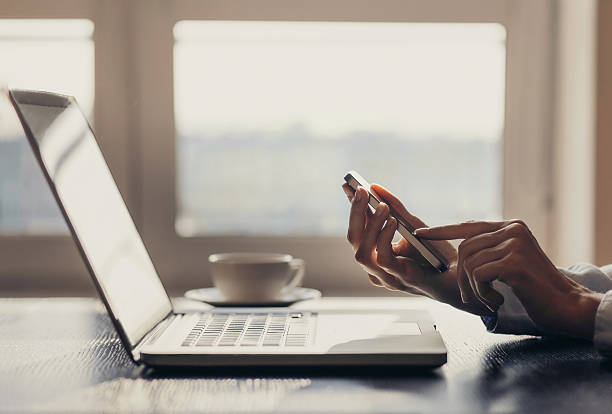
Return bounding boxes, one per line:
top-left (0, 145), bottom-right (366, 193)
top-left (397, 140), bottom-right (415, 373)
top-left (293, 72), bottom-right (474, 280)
top-left (184, 312), bottom-right (315, 348)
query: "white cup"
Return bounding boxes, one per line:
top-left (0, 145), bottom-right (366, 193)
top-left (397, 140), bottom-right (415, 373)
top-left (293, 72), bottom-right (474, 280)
top-left (208, 253), bottom-right (305, 302)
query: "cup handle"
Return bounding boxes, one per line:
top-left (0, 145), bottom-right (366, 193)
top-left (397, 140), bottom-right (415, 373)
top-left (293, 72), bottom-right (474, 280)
top-left (282, 258), bottom-right (305, 294)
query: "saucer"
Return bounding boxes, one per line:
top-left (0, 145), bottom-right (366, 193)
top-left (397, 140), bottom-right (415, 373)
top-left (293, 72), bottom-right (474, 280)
top-left (184, 287), bottom-right (322, 307)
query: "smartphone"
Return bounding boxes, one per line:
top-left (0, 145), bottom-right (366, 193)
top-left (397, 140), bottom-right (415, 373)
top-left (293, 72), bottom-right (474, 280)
top-left (344, 171), bottom-right (448, 273)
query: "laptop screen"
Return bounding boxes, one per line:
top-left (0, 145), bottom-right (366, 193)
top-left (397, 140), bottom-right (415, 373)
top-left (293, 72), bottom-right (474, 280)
top-left (10, 90), bottom-right (173, 348)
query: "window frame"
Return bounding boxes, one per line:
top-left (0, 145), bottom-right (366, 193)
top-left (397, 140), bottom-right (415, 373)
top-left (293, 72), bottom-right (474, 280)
top-left (0, 0), bottom-right (556, 296)
top-left (0, 0), bottom-right (134, 294)
top-left (135, 0), bottom-right (556, 295)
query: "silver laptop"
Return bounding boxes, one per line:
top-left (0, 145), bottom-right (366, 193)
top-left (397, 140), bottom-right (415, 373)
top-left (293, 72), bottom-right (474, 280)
top-left (9, 89), bottom-right (447, 368)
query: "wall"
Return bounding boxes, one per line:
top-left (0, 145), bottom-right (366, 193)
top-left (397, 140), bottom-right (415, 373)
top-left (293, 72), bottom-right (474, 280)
top-left (595, 0), bottom-right (612, 266)
top-left (551, 0), bottom-right (596, 267)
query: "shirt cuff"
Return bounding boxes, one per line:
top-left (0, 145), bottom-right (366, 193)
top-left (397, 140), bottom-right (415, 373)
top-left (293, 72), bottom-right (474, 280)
top-left (481, 281), bottom-right (542, 336)
top-left (594, 290), bottom-right (612, 357)
top-left (481, 314), bottom-right (498, 332)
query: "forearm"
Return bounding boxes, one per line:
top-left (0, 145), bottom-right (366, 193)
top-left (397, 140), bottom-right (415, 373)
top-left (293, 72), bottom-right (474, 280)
top-left (550, 264), bottom-right (610, 340)
top-left (558, 284), bottom-right (603, 340)
top-left (485, 264), bottom-right (612, 355)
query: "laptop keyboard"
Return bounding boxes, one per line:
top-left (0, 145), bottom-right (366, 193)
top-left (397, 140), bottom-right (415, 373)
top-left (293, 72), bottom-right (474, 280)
top-left (181, 312), bottom-right (316, 348)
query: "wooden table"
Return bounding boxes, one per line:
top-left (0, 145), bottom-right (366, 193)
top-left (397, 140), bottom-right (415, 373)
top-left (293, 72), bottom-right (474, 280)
top-left (0, 297), bottom-right (610, 413)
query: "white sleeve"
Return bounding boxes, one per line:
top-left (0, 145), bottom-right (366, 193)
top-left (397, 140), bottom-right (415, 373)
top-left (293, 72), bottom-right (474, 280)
top-left (483, 263), bottom-right (612, 356)
top-left (561, 263), bottom-right (612, 293)
top-left (482, 281), bottom-right (541, 335)
top-left (595, 290), bottom-right (612, 356)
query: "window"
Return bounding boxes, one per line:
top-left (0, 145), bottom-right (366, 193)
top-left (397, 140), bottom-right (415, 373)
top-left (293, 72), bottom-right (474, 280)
top-left (0, 19), bottom-right (94, 235)
top-left (173, 21), bottom-right (505, 237)
top-left (0, 1), bottom-right (555, 295)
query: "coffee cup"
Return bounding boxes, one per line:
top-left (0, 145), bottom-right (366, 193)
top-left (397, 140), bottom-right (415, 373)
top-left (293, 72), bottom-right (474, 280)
top-left (208, 253), bottom-right (305, 302)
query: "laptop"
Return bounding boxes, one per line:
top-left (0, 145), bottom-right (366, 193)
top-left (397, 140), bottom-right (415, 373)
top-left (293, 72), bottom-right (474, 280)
top-left (8, 88), bottom-right (447, 368)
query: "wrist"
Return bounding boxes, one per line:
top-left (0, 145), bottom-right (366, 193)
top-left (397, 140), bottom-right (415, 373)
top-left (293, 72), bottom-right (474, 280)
top-left (565, 288), bottom-right (603, 340)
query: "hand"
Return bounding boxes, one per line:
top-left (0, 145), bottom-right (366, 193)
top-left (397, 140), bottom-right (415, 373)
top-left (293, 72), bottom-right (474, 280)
top-left (341, 183), bottom-right (493, 317)
top-left (415, 220), bottom-right (603, 339)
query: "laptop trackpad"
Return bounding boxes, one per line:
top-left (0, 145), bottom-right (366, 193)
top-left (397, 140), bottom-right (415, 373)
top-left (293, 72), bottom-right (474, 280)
top-left (381, 322), bottom-right (422, 336)
top-left (315, 314), bottom-right (423, 350)
top-left (314, 313), bottom-right (446, 355)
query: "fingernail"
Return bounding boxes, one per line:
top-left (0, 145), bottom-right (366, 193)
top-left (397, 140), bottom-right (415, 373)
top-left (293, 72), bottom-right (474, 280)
top-left (389, 217), bottom-right (398, 229)
top-left (414, 228), bottom-right (425, 235)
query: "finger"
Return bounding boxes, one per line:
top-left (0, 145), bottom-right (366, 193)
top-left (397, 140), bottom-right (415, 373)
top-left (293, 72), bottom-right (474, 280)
top-left (461, 226), bottom-right (512, 257)
top-left (370, 184), bottom-right (456, 260)
top-left (346, 187), bottom-right (370, 249)
top-left (373, 271), bottom-right (405, 291)
top-left (391, 234), bottom-right (426, 261)
top-left (364, 266), bottom-right (404, 292)
top-left (458, 230), bottom-right (511, 303)
top-left (471, 259), bottom-right (506, 309)
top-left (415, 221), bottom-right (510, 240)
top-left (370, 184), bottom-right (454, 260)
top-left (356, 211), bottom-right (419, 294)
top-left (354, 203), bottom-right (389, 266)
top-left (376, 217), bottom-right (404, 275)
top-left (342, 183), bottom-right (355, 201)
top-left (374, 228), bottom-right (431, 294)
top-left (457, 249), bottom-right (475, 304)
top-left (463, 264), bottom-right (490, 311)
top-left (357, 258), bottom-right (401, 291)
top-left (360, 257), bottom-right (402, 291)
top-left (392, 240), bottom-right (408, 256)
top-left (370, 184), bottom-right (427, 229)
top-left (368, 274), bottom-right (383, 286)
top-left (388, 256), bottom-right (434, 297)
top-left (464, 242), bottom-right (508, 273)
top-left (463, 244), bottom-right (507, 309)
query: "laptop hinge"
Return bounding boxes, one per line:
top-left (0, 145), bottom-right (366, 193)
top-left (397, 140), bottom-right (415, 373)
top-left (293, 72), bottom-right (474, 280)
top-left (132, 313), bottom-right (178, 362)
